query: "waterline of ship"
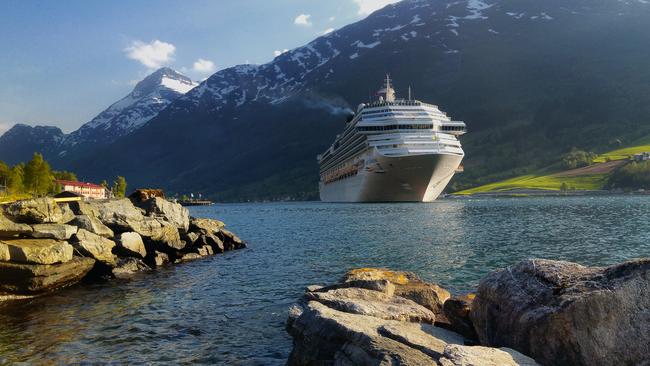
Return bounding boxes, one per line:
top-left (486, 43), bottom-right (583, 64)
top-left (318, 76), bottom-right (466, 202)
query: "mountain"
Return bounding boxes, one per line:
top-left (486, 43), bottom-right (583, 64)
top-left (63, 0), bottom-right (650, 201)
top-left (0, 68), bottom-right (196, 165)
top-left (0, 124), bottom-right (64, 164)
top-left (4, 0), bottom-right (650, 200)
top-left (63, 67), bottom-right (196, 149)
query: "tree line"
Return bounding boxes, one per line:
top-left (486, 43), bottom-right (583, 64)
top-left (0, 153), bottom-right (127, 198)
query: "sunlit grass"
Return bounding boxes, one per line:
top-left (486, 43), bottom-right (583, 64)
top-left (455, 174), bottom-right (609, 195)
top-left (593, 145), bottom-right (650, 163)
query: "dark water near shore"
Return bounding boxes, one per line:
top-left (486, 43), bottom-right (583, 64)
top-left (1, 196), bottom-right (649, 365)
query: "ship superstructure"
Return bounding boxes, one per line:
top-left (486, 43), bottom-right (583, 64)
top-left (318, 76), bottom-right (466, 202)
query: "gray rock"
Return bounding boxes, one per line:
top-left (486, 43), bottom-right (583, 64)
top-left (439, 344), bottom-right (539, 366)
top-left (79, 199), bottom-right (153, 234)
top-left (378, 323), bottom-right (465, 359)
top-left (71, 229), bottom-right (117, 266)
top-left (0, 257), bottom-right (95, 295)
top-left (305, 287), bottom-right (436, 323)
top-left (150, 251), bottom-right (169, 267)
top-left (471, 258), bottom-right (650, 366)
top-left (29, 224), bottom-right (77, 240)
top-left (220, 228), bottom-right (245, 250)
top-left (58, 203), bottom-right (75, 224)
top-left (0, 212), bottom-right (33, 238)
top-left (71, 215), bottom-right (114, 238)
top-left (287, 301), bottom-right (439, 365)
top-left (0, 239), bottom-right (73, 264)
top-left (136, 197), bottom-right (189, 232)
top-left (342, 268), bottom-right (450, 315)
top-left (115, 232), bottom-right (146, 259)
top-left (112, 258), bottom-right (150, 278)
top-left (150, 223), bottom-right (185, 251)
top-left (189, 217), bottom-right (225, 234)
top-left (5, 198), bottom-right (67, 224)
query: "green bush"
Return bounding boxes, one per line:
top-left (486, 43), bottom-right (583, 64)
top-left (608, 161), bottom-right (650, 190)
top-left (562, 149), bottom-right (597, 170)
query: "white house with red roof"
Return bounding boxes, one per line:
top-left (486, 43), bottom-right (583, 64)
top-left (56, 180), bottom-right (108, 200)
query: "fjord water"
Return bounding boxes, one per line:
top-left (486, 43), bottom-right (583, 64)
top-left (1, 196), bottom-right (649, 364)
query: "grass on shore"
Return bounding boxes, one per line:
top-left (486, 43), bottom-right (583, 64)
top-left (455, 174), bottom-right (608, 195)
top-left (456, 136), bottom-right (650, 195)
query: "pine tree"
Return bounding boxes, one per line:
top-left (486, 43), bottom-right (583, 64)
top-left (23, 153), bottom-right (52, 196)
top-left (0, 161), bottom-right (10, 193)
top-left (112, 176), bottom-right (127, 198)
top-left (8, 164), bottom-right (24, 194)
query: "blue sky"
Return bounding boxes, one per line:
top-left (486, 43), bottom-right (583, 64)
top-left (0, 0), bottom-right (398, 133)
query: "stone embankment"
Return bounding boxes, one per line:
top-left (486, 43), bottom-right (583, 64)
top-left (286, 260), bottom-right (650, 365)
top-left (0, 194), bottom-right (245, 299)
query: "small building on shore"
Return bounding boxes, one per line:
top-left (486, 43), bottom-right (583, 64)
top-left (56, 180), bottom-right (108, 200)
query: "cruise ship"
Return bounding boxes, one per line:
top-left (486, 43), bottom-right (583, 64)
top-left (318, 76), bottom-right (466, 202)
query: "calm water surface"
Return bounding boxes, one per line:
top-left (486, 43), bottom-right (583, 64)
top-left (1, 196), bottom-right (649, 364)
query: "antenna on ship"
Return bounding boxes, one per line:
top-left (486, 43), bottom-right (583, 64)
top-left (408, 86), bottom-right (412, 101)
top-left (379, 74), bottom-right (396, 102)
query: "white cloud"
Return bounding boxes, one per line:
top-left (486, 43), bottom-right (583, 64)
top-left (124, 39), bottom-right (176, 69)
top-left (320, 28), bottom-right (335, 35)
top-left (192, 58), bottom-right (216, 74)
top-left (294, 13), bottom-right (312, 26)
top-left (329, 16), bottom-right (336, 22)
top-left (353, 0), bottom-right (399, 15)
top-left (273, 49), bottom-right (289, 57)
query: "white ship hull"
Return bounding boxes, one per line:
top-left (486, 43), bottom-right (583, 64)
top-left (319, 150), bottom-right (463, 202)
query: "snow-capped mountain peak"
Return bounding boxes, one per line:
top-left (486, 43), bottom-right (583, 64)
top-left (63, 68), bottom-right (196, 148)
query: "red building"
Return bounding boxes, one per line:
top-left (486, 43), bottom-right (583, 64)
top-left (56, 180), bottom-right (107, 200)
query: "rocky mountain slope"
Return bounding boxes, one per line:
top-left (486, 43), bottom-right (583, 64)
top-left (0, 68), bottom-right (196, 165)
top-left (4, 0), bottom-right (650, 200)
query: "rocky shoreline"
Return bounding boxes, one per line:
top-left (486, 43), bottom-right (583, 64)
top-left (286, 259), bottom-right (649, 365)
top-left (0, 192), bottom-right (245, 300)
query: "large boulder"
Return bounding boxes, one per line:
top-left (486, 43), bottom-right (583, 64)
top-left (71, 229), bottom-right (117, 266)
top-left (71, 215), bottom-right (114, 238)
top-left (149, 223), bottom-right (185, 252)
top-left (471, 259), bottom-right (650, 366)
top-left (135, 197), bottom-right (189, 232)
top-left (115, 232), bottom-right (146, 259)
top-left (76, 199), bottom-right (149, 234)
top-left (0, 239), bottom-right (73, 264)
top-left (305, 287), bottom-right (436, 323)
top-left (288, 300), bottom-right (461, 365)
top-left (439, 344), bottom-right (539, 366)
top-left (0, 257), bottom-right (95, 295)
top-left (5, 198), bottom-right (68, 224)
top-left (29, 224), bottom-right (77, 240)
top-left (342, 268), bottom-right (450, 315)
top-left (0, 212), bottom-right (33, 238)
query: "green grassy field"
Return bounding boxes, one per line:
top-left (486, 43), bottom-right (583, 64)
top-left (456, 135), bottom-right (650, 195)
top-left (456, 174), bottom-right (609, 195)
